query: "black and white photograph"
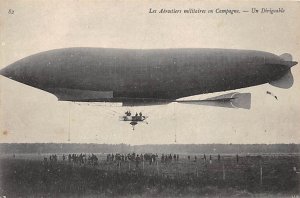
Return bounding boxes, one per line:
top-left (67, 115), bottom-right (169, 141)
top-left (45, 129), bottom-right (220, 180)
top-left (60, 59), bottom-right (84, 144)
top-left (0, 0), bottom-right (299, 197)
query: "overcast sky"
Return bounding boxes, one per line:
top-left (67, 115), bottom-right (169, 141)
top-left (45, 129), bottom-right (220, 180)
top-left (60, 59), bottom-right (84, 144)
top-left (0, 0), bottom-right (299, 144)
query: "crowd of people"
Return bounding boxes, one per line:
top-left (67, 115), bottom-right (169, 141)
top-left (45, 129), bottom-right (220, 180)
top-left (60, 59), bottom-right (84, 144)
top-left (42, 152), bottom-right (239, 167)
top-left (43, 154), bottom-right (58, 163)
top-left (161, 154), bottom-right (179, 162)
top-left (106, 153), bottom-right (159, 165)
top-left (66, 153), bottom-right (99, 165)
top-left (44, 153), bottom-right (99, 166)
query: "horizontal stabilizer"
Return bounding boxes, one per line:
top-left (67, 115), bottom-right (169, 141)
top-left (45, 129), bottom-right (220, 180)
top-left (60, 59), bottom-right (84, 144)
top-left (269, 69), bottom-right (294, 89)
top-left (176, 92), bottom-right (251, 109)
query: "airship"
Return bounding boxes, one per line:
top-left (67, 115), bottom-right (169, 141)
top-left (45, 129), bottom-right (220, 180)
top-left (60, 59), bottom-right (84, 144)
top-left (0, 48), bottom-right (297, 109)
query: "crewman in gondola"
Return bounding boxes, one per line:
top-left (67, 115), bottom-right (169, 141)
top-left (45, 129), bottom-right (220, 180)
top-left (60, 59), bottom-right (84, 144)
top-left (125, 111), bottom-right (131, 116)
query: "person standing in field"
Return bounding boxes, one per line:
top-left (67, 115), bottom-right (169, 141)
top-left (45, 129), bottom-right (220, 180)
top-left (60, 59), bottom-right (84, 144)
top-left (135, 155), bottom-right (140, 168)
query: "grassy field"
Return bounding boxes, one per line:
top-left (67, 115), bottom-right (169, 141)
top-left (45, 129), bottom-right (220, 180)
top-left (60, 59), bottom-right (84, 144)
top-left (0, 154), bottom-right (299, 197)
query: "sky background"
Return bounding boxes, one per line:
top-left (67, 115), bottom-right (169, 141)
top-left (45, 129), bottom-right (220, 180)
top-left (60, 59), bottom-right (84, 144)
top-left (0, 0), bottom-right (299, 144)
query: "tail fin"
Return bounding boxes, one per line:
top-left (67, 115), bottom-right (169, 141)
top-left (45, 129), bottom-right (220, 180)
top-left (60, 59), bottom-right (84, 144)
top-left (280, 53), bottom-right (292, 61)
top-left (269, 69), bottom-right (294, 89)
top-left (269, 53), bottom-right (297, 89)
top-left (279, 53), bottom-right (298, 68)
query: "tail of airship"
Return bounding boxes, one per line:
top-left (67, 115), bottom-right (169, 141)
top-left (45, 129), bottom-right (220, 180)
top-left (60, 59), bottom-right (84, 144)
top-left (269, 53), bottom-right (298, 89)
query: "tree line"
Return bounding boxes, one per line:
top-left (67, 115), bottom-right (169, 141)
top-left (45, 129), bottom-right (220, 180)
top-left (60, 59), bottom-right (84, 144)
top-left (0, 143), bottom-right (299, 154)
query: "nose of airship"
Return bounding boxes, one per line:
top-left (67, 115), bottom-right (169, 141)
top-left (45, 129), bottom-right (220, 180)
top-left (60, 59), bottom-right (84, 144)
top-left (0, 58), bottom-right (54, 90)
top-left (0, 65), bottom-right (15, 80)
top-left (0, 62), bottom-right (30, 85)
top-left (0, 67), bottom-right (4, 76)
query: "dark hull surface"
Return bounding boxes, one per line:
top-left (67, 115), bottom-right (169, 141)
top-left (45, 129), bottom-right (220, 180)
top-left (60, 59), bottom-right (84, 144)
top-left (0, 48), bottom-right (290, 101)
